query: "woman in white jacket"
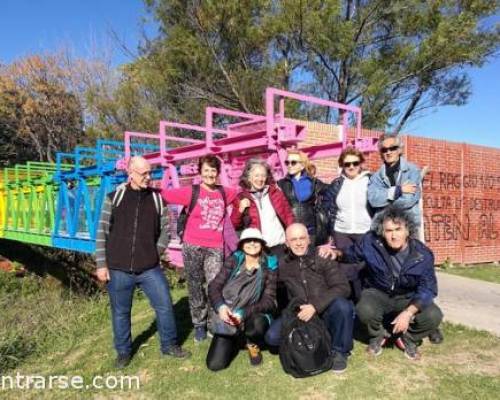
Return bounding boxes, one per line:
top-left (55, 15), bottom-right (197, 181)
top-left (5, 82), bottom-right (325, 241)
top-left (322, 147), bottom-right (372, 300)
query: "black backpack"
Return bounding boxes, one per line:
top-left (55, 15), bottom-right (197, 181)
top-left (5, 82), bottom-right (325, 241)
top-left (176, 184), bottom-right (227, 240)
top-left (279, 298), bottom-right (333, 378)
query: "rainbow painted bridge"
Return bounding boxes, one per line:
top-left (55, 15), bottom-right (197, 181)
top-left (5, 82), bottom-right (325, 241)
top-left (0, 88), bottom-right (378, 267)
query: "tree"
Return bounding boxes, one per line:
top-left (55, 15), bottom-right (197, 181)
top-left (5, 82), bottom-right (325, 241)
top-left (71, 54), bottom-right (164, 137)
top-left (0, 75), bottom-right (25, 166)
top-left (0, 54), bottom-right (84, 162)
top-left (291, 0), bottom-right (500, 131)
top-left (133, 0), bottom-right (302, 125)
top-left (135, 0), bottom-right (499, 132)
top-left (0, 50), bottom-right (162, 164)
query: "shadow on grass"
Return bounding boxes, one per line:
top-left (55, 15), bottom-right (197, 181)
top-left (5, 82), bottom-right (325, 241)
top-left (131, 320), bottom-right (158, 357)
top-left (0, 239), bottom-right (100, 296)
top-left (129, 296), bottom-right (192, 357)
top-left (173, 296), bottom-right (192, 345)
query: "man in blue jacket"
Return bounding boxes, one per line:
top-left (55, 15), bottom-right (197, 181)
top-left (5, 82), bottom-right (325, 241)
top-left (334, 207), bottom-right (443, 360)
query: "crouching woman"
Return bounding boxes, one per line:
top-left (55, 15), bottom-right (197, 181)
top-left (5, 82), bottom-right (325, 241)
top-left (206, 228), bottom-right (278, 371)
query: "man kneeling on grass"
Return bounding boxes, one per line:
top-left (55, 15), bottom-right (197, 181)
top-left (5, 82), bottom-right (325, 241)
top-left (333, 207), bottom-right (443, 360)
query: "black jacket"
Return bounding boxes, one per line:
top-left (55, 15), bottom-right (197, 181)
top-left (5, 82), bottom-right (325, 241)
top-left (278, 248), bottom-right (351, 313)
top-left (97, 185), bottom-right (168, 273)
top-left (278, 175), bottom-right (327, 235)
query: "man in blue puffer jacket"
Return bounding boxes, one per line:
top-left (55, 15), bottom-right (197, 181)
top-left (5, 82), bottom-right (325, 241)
top-left (333, 207), bottom-right (443, 360)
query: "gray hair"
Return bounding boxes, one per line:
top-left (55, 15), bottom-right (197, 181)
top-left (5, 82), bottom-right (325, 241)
top-left (374, 207), bottom-right (417, 238)
top-left (239, 158), bottom-right (274, 189)
top-left (127, 156), bottom-right (149, 173)
top-left (378, 133), bottom-right (404, 151)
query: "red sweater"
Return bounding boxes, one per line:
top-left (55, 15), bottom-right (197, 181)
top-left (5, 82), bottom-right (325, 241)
top-left (230, 184), bottom-right (295, 232)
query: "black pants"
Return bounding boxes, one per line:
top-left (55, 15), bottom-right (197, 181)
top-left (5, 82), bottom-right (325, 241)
top-left (333, 231), bottom-right (365, 302)
top-left (269, 244), bottom-right (289, 311)
top-left (206, 313), bottom-right (270, 371)
top-left (356, 288), bottom-right (443, 341)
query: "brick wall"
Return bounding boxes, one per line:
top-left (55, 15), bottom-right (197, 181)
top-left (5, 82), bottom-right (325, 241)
top-left (305, 126), bottom-right (500, 264)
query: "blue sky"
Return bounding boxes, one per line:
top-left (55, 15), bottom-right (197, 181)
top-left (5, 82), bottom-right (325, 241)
top-left (1, 0), bottom-right (498, 148)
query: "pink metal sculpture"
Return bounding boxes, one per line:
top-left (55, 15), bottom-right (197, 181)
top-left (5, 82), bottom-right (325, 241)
top-left (118, 87), bottom-right (378, 267)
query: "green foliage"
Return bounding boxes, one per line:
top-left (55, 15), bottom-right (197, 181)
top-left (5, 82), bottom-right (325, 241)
top-left (132, 0), bottom-right (303, 125)
top-left (2, 2), bottom-right (498, 159)
top-left (0, 269), bottom-right (42, 297)
top-left (440, 263), bottom-right (500, 284)
top-left (2, 282), bottom-right (500, 399)
top-left (0, 77), bottom-right (30, 165)
top-left (0, 270), bottom-right (108, 374)
top-left (132, 0), bottom-right (499, 132)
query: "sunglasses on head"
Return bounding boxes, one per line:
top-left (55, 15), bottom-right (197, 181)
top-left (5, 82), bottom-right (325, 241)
top-left (343, 161), bottom-right (361, 168)
top-left (381, 145), bottom-right (400, 154)
top-left (284, 160), bottom-right (301, 166)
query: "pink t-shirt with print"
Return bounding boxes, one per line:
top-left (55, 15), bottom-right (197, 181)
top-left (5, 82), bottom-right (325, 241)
top-left (161, 185), bottom-right (239, 249)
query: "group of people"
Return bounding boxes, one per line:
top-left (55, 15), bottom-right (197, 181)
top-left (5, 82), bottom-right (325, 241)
top-left (95, 133), bottom-right (443, 374)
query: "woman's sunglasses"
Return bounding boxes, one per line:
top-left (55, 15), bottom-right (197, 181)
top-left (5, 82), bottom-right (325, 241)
top-left (343, 161), bottom-right (361, 168)
top-left (284, 160), bottom-right (301, 166)
top-left (242, 239), bottom-right (262, 244)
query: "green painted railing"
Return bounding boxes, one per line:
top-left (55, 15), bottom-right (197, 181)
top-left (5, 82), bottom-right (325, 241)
top-left (2, 162), bottom-right (71, 246)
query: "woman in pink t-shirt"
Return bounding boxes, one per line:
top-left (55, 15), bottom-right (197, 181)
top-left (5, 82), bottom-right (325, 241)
top-left (162, 155), bottom-right (238, 342)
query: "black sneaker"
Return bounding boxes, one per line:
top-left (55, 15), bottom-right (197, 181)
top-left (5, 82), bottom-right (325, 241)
top-left (366, 335), bottom-right (388, 357)
top-left (428, 328), bottom-right (444, 344)
top-left (331, 352), bottom-right (348, 374)
top-left (114, 354), bottom-right (131, 369)
top-left (398, 334), bottom-right (421, 361)
top-left (162, 345), bottom-right (191, 359)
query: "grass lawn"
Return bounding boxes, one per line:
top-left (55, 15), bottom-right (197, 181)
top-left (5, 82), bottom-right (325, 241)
top-left (439, 263), bottom-right (500, 284)
top-left (1, 274), bottom-right (499, 400)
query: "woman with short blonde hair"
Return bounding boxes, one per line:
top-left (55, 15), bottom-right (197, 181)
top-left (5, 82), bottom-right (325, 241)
top-left (277, 149), bottom-right (328, 245)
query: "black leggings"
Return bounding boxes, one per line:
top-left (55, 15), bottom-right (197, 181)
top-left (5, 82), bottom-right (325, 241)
top-left (206, 313), bottom-right (269, 371)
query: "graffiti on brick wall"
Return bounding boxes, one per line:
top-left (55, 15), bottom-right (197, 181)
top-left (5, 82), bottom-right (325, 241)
top-left (423, 172), bottom-right (500, 191)
top-left (422, 171), bottom-right (500, 243)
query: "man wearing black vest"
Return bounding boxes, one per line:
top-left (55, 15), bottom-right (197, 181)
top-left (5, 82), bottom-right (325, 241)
top-left (95, 156), bottom-right (190, 368)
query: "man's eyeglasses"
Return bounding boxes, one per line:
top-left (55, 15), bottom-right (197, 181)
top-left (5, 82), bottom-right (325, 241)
top-left (343, 161), bottom-right (361, 168)
top-left (133, 170), bottom-right (152, 178)
top-left (285, 160), bottom-right (301, 166)
top-left (380, 145), bottom-right (400, 154)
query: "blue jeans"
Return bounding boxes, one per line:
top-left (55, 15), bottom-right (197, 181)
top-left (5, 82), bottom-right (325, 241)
top-left (265, 297), bottom-right (354, 355)
top-left (107, 266), bottom-right (178, 355)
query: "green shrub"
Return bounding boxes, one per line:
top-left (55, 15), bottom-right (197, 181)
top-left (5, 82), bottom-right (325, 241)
top-left (0, 271), bottom-right (108, 373)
